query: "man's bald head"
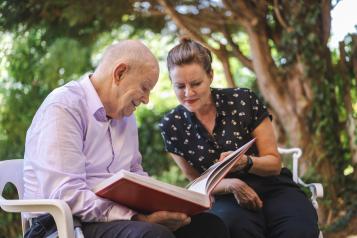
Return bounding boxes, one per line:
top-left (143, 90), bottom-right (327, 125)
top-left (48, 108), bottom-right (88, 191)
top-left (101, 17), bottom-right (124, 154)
top-left (90, 40), bottom-right (159, 120)
top-left (94, 40), bottom-right (159, 78)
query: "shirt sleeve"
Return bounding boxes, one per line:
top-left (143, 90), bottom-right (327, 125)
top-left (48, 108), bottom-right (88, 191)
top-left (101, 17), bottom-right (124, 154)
top-left (26, 104), bottom-right (137, 222)
top-left (246, 89), bottom-right (270, 131)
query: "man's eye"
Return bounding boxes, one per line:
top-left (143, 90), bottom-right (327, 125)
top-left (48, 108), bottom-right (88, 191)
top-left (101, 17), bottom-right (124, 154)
top-left (176, 85), bottom-right (185, 89)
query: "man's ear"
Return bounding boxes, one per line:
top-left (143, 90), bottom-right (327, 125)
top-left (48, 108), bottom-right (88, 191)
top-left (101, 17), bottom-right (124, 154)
top-left (113, 63), bottom-right (128, 85)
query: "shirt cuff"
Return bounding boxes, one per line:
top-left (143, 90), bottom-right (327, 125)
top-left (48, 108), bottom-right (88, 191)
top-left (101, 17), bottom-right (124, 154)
top-left (106, 204), bottom-right (138, 222)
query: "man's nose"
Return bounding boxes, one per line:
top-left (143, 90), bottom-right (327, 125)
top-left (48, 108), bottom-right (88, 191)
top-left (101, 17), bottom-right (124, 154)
top-left (141, 93), bottom-right (150, 104)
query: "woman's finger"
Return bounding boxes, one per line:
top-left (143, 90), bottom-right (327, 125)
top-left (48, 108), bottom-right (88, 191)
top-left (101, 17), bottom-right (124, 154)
top-left (219, 151), bottom-right (234, 161)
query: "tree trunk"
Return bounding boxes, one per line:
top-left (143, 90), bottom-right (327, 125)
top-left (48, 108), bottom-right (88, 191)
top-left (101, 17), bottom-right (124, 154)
top-left (242, 17), bottom-right (340, 224)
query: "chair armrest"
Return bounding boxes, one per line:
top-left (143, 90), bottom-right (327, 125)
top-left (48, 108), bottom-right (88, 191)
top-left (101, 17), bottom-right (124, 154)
top-left (297, 180), bottom-right (324, 209)
top-left (278, 147), bottom-right (302, 183)
top-left (278, 147), bottom-right (324, 210)
top-left (0, 198), bottom-right (75, 238)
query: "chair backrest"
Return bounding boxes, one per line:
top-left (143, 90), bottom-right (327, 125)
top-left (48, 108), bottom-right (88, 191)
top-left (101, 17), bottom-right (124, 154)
top-left (0, 159), bottom-right (76, 238)
top-left (0, 159), bottom-right (27, 234)
top-left (0, 159), bottom-right (24, 200)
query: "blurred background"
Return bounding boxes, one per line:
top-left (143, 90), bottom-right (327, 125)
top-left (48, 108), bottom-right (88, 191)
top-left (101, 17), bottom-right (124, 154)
top-left (0, 0), bottom-right (356, 237)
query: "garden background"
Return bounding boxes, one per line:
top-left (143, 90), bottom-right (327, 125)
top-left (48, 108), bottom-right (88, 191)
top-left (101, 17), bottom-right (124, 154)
top-left (0, 0), bottom-right (356, 237)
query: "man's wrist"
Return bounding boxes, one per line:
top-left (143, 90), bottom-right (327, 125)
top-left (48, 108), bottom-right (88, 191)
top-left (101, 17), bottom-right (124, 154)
top-left (131, 214), bottom-right (138, 221)
top-left (131, 213), bottom-right (146, 221)
top-left (243, 155), bottom-right (253, 173)
top-left (131, 214), bottom-right (141, 221)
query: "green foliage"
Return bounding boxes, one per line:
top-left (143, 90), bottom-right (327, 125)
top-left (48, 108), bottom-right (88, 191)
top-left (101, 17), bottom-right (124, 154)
top-left (136, 106), bottom-right (188, 186)
top-left (154, 166), bottom-right (189, 187)
top-left (0, 0), bottom-right (166, 44)
top-left (0, 182), bottom-right (22, 237)
top-left (0, 29), bottom-right (92, 160)
top-left (136, 107), bottom-right (174, 177)
top-left (135, 105), bottom-right (189, 187)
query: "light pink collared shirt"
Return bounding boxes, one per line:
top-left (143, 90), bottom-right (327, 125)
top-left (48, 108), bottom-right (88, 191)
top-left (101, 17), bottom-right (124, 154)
top-left (24, 74), bottom-right (147, 222)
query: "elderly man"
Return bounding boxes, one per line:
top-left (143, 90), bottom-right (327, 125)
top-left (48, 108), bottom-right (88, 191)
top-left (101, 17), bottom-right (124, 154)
top-left (23, 40), bottom-right (228, 238)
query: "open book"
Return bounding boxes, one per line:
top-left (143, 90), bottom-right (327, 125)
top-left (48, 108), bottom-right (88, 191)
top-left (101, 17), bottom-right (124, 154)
top-left (92, 138), bottom-right (255, 215)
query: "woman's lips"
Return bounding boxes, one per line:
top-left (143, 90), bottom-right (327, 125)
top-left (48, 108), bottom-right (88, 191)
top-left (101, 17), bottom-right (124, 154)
top-left (185, 98), bottom-right (198, 104)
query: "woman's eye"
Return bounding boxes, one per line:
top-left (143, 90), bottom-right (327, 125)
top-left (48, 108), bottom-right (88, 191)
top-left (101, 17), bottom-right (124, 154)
top-left (192, 82), bottom-right (202, 87)
top-left (176, 85), bottom-right (185, 89)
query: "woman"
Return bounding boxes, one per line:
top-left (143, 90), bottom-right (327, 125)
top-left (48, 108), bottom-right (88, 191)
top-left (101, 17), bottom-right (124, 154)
top-left (159, 39), bottom-right (319, 238)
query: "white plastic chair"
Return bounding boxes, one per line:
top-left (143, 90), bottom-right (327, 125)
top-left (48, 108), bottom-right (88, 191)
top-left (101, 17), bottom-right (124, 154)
top-left (0, 159), bottom-right (75, 238)
top-left (278, 147), bottom-right (324, 238)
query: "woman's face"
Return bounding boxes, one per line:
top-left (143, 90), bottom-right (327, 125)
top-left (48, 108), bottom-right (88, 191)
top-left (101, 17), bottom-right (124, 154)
top-left (170, 63), bottom-right (213, 113)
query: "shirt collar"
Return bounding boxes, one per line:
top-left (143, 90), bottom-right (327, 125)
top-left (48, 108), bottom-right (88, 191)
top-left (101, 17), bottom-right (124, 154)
top-left (179, 88), bottom-right (228, 126)
top-left (80, 74), bottom-right (108, 122)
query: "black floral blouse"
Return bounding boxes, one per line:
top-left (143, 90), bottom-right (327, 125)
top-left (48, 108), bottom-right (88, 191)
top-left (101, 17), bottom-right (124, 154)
top-left (159, 88), bottom-right (270, 174)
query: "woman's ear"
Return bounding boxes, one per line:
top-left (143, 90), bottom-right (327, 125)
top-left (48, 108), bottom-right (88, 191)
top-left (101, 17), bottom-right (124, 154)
top-left (209, 70), bottom-right (214, 83)
top-left (113, 63), bottom-right (127, 85)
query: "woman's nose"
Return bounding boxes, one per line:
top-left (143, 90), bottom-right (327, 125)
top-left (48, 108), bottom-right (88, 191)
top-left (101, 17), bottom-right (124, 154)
top-left (184, 86), bottom-right (194, 97)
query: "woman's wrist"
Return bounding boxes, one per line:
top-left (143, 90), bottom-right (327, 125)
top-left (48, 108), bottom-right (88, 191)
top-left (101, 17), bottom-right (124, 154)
top-left (243, 155), bottom-right (253, 173)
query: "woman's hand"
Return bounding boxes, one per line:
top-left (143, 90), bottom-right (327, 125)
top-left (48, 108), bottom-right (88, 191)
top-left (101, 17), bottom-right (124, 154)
top-left (213, 178), bottom-right (263, 211)
top-left (218, 151), bottom-right (233, 161)
top-left (219, 151), bottom-right (248, 172)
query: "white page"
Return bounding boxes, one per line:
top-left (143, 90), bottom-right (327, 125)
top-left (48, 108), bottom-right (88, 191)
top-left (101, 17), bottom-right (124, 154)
top-left (186, 138), bottom-right (255, 194)
top-left (187, 146), bottom-right (243, 194)
top-left (187, 167), bottom-right (217, 194)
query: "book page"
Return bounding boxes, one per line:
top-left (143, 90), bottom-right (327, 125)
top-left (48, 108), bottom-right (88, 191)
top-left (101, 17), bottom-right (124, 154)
top-left (185, 166), bottom-right (218, 194)
top-left (187, 138), bottom-right (255, 194)
top-left (187, 149), bottom-right (241, 194)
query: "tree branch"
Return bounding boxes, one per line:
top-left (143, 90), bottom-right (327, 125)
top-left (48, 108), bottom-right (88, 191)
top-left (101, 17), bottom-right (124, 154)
top-left (222, 26), bottom-right (253, 71)
top-left (221, 0), bottom-right (253, 27)
top-left (273, 0), bottom-right (293, 33)
top-left (321, 0), bottom-right (331, 45)
top-left (156, 0), bottom-right (208, 46)
top-left (217, 50), bottom-right (236, 87)
top-left (352, 35), bottom-right (357, 82)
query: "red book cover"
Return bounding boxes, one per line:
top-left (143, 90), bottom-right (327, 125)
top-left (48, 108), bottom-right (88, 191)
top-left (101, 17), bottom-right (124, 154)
top-left (94, 174), bottom-right (211, 215)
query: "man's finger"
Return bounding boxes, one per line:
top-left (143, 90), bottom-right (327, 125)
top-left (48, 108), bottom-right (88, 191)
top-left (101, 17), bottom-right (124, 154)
top-left (182, 217), bottom-right (191, 225)
top-left (163, 211), bottom-right (188, 220)
top-left (249, 195), bottom-right (262, 210)
top-left (256, 196), bottom-right (263, 208)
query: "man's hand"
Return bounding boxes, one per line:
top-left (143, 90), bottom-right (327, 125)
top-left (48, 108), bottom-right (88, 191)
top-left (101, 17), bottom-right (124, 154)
top-left (213, 178), bottom-right (263, 211)
top-left (132, 211), bottom-right (191, 231)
